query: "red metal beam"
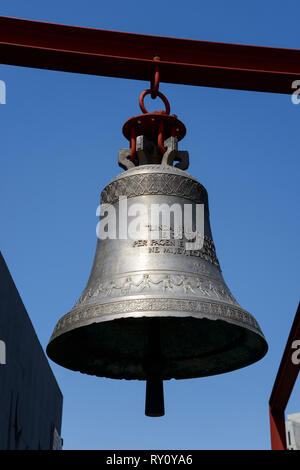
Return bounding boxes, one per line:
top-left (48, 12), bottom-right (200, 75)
top-left (269, 303), bottom-right (300, 450)
top-left (0, 16), bottom-right (300, 94)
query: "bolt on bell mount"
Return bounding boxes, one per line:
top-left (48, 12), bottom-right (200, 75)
top-left (47, 65), bottom-right (268, 417)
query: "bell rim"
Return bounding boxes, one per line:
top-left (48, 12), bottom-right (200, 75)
top-left (48, 296), bottom-right (264, 340)
top-left (47, 300), bottom-right (268, 380)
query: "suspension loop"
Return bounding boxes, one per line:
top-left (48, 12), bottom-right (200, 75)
top-left (122, 59), bottom-right (187, 161)
top-left (130, 126), bottom-right (136, 161)
top-left (151, 65), bottom-right (160, 99)
top-left (139, 89), bottom-right (170, 115)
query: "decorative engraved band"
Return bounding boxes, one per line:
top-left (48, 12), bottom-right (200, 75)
top-left (101, 172), bottom-right (208, 205)
top-left (75, 271), bottom-right (235, 306)
top-left (50, 298), bottom-right (264, 341)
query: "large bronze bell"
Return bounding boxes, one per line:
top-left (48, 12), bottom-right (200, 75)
top-left (47, 88), bottom-right (268, 417)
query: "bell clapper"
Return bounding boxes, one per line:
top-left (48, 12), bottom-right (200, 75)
top-left (143, 318), bottom-right (165, 417)
top-left (145, 378), bottom-right (165, 417)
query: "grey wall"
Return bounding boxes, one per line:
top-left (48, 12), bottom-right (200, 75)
top-left (0, 252), bottom-right (63, 450)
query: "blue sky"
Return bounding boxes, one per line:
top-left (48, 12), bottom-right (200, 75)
top-left (0, 0), bottom-right (299, 450)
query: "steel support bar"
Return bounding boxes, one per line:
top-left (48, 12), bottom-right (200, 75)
top-left (0, 16), bottom-right (300, 94)
top-left (269, 303), bottom-right (300, 450)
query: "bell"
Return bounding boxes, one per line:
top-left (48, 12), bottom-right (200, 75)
top-left (47, 89), bottom-right (268, 417)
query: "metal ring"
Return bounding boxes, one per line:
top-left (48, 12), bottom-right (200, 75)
top-left (139, 89), bottom-right (170, 115)
top-left (151, 65), bottom-right (160, 99)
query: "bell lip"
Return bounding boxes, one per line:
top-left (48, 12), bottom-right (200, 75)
top-left (46, 307), bottom-right (268, 381)
top-left (47, 299), bottom-right (265, 343)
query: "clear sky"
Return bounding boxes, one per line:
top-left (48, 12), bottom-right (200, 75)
top-left (0, 0), bottom-right (299, 450)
